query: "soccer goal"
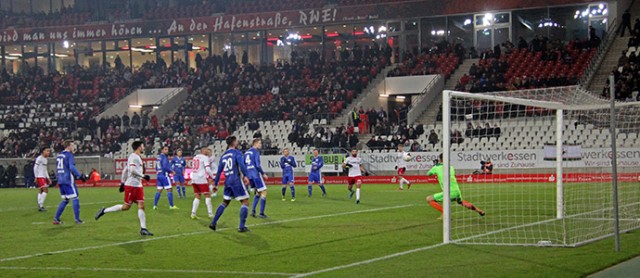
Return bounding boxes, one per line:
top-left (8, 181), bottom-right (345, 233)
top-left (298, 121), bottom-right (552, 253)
top-left (440, 86), bottom-right (640, 247)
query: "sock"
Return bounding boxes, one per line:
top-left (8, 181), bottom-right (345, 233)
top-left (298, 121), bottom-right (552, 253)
top-left (251, 195), bottom-right (259, 214)
top-left (177, 186), bottom-right (182, 197)
top-left (168, 191), bottom-right (175, 207)
top-left (37, 193), bottom-right (42, 207)
top-left (154, 192), bottom-right (161, 206)
top-left (182, 186), bottom-right (186, 196)
top-left (138, 209), bottom-right (146, 229)
top-left (356, 188), bottom-right (360, 201)
top-left (209, 185), bottom-right (214, 193)
top-left (319, 185), bottom-right (326, 194)
top-left (54, 199), bottom-right (69, 220)
top-left (290, 186), bottom-right (296, 198)
top-left (72, 198), bottom-right (81, 221)
top-left (239, 205), bottom-right (248, 228)
top-left (259, 197), bottom-right (266, 215)
top-left (308, 185), bottom-right (312, 196)
top-left (399, 179), bottom-right (404, 189)
top-left (205, 197), bottom-right (213, 216)
top-left (281, 186), bottom-right (286, 197)
top-left (41, 192), bottom-right (47, 206)
top-left (402, 178), bottom-right (410, 186)
top-left (191, 198), bottom-right (200, 215)
top-left (462, 200), bottom-right (477, 211)
top-left (211, 204), bottom-right (226, 225)
top-left (104, 204), bottom-right (123, 213)
top-left (429, 200), bottom-right (443, 213)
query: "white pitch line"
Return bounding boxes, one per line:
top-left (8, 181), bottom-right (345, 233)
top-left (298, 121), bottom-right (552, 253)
top-left (0, 204), bottom-right (414, 263)
top-left (0, 200), bottom-right (120, 213)
top-left (291, 243), bottom-right (447, 277)
top-left (0, 266), bottom-right (298, 276)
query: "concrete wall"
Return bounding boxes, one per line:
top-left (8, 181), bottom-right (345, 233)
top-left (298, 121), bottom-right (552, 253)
top-left (407, 74), bottom-right (445, 124)
top-left (384, 75), bottom-right (438, 95)
top-left (97, 88), bottom-right (183, 120)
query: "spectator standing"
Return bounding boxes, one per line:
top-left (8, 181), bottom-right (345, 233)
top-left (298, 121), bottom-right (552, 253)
top-left (6, 162), bottom-right (17, 187)
top-left (621, 10), bottom-right (632, 37)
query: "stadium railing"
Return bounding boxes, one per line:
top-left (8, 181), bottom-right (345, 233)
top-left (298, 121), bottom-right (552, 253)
top-left (406, 74), bottom-right (444, 124)
top-left (578, 17), bottom-right (618, 88)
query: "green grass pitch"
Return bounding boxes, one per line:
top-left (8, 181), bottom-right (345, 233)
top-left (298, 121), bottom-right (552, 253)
top-left (0, 183), bottom-right (639, 277)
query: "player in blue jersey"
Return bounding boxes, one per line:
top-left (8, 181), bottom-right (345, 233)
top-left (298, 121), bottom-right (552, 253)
top-left (245, 138), bottom-right (269, 218)
top-left (280, 148), bottom-right (297, 201)
top-left (171, 148), bottom-right (187, 198)
top-left (153, 146), bottom-right (178, 210)
top-left (307, 149), bottom-right (327, 197)
top-left (53, 140), bottom-right (87, 224)
top-left (209, 136), bottom-right (252, 232)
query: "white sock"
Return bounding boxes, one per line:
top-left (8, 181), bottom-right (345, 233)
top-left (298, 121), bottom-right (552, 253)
top-left (41, 192), bottom-right (47, 206)
top-left (356, 188), bottom-right (360, 200)
top-left (205, 197), bottom-right (213, 216)
top-left (37, 193), bottom-right (42, 207)
top-left (209, 185), bottom-right (214, 193)
top-left (402, 178), bottom-right (410, 185)
top-left (138, 209), bottom-right (147, 229)
top-left (399, 179), bottom-right (404, 189)
top-left (191, 198), bottom-right (200, 215)
top-left (104, 204), bottom-right (123, 213)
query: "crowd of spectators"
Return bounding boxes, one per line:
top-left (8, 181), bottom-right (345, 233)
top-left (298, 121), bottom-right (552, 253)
top-left (605, 33), bottom-right (640, 101)
top-left (387, 40), bottom-right (464, 79)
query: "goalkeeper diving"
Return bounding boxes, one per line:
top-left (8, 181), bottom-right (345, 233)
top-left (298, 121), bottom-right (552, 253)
top-left (426, 153), bottom-right (485, 219)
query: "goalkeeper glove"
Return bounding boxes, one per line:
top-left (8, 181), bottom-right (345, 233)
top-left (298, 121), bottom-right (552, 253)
top-left (143, 175), bottom-right (151, 181)
top-left (119, 183), bottom-right (125, 193)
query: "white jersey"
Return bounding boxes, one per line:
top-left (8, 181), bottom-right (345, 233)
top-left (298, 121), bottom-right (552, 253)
top-left (191, 154), bottom-right (214, 184)
top-left (345, 156), bottom-right (363, 177)
top-left (34, 155), bottom-right (50, 179)
top-left (396, 151), bottom-right (409, 168)
top-left (124, 153), bottom-right (144, 187)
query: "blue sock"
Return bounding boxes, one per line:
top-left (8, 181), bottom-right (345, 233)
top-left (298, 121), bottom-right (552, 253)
top-left (54, 199), bottom-right (69, 221)
top-left (308, 185), bottom-right (312, 196)
top-left (72, 198), bottom-right (81, 221)
top-left (176, 186), bottom-right (182, 197)
top-left (281, 186), bottom-right (286, 197)
top-left (260, 197), bottom-right (266, 215)
top-left (154, 192), bottom-right (161, 206)
top-left (320, 184), bottom-right (327, 194)
top-left (168, 191), bottom-right (174, 207)
top-left (251, 195), bottom-right (259, 214)
top-left (182, 186), bottom-right (186, 196)
top-left (211, 204), bottom-right (226, 225)
top-left (239, 205), bottom-right (248, 228)
top-left (290, 186), bottom-right (296, 198)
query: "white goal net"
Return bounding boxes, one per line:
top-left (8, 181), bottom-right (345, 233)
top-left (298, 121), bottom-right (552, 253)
top-left (441, 86), bottom-right (640, 247)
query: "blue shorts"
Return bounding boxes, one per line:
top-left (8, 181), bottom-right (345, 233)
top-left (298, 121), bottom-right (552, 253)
top-left (282, 174), bottom-right (294, 185)
top-left (223, 180), bottom-right (250, 201)
top-left (156, 175), bottom-right (172, 190)
top-left (249, 176), bottom-right (267, 192)
top-left (308, 172), bottom-right (322, 184)
top-left (173, 175), bottom-right (185, 183)
top-left (59, 183), bottom-right (78, 199)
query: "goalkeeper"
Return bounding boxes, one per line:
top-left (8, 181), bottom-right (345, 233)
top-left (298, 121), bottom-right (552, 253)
top-left (426, 153), bottom-right (485, 219)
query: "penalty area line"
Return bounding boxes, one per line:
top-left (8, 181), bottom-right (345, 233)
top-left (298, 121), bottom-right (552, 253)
top-left (0, 204), bottom-right (414, 263)
top-left (291, 242), bottom-right (447, 277)
top-left (0, 266), bottom-right (299, 276)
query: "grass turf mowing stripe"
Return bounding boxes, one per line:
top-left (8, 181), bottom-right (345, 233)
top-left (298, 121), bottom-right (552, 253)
top-left (0, 204), bottom-right (414, 263)
top-left (0, 200), bottom-right (120, 213)
top-left (0, 266), bottom-right (299, 276)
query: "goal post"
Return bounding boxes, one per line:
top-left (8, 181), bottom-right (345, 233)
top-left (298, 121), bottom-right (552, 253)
top-left (440, 86), bottom-right (640, 247)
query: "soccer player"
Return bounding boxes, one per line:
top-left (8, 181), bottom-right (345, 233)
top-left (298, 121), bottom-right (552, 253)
top-left (172, 148), bottom-right (187, 198)
top-left (307, 149), bottom-right (327, 197)
top-left (153, 146), bottom-right (178, 210)
top-left (95, 141), bottom-right (154, 236)
top-left (426, 153), bottom-right (485, 219)
top-left (245, 138), bottom-right (269, 218)
top-left (34, 147), bottom-right (51, 211)
top-left (342, 149), bottom-right (366, 204)
top-left (280, 148), bottom-right (297, 201)
top-left (209, 136), bottom-right (252, 232)
top-left (190, 147), bottom-right (215, 219)
top-left (395, 144), bottom-right (412, 190)
top-left (53, 140), bottom-right (87, 224)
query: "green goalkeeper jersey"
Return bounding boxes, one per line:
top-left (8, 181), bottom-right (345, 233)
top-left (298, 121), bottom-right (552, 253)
top-left (427, 163), bottom-right (462, 195)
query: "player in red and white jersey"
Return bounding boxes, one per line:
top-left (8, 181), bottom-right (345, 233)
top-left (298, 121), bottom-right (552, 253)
top-left (95, 141), bottom-right (153, 236)
top-left (190, 147), bottom-right (216, 219)
top-left (395, 144), bottom-right (412, 190)
top-left (34, 147), bottom-right (51, 211)
top-left (342, 148), bottom-right (366, 204)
